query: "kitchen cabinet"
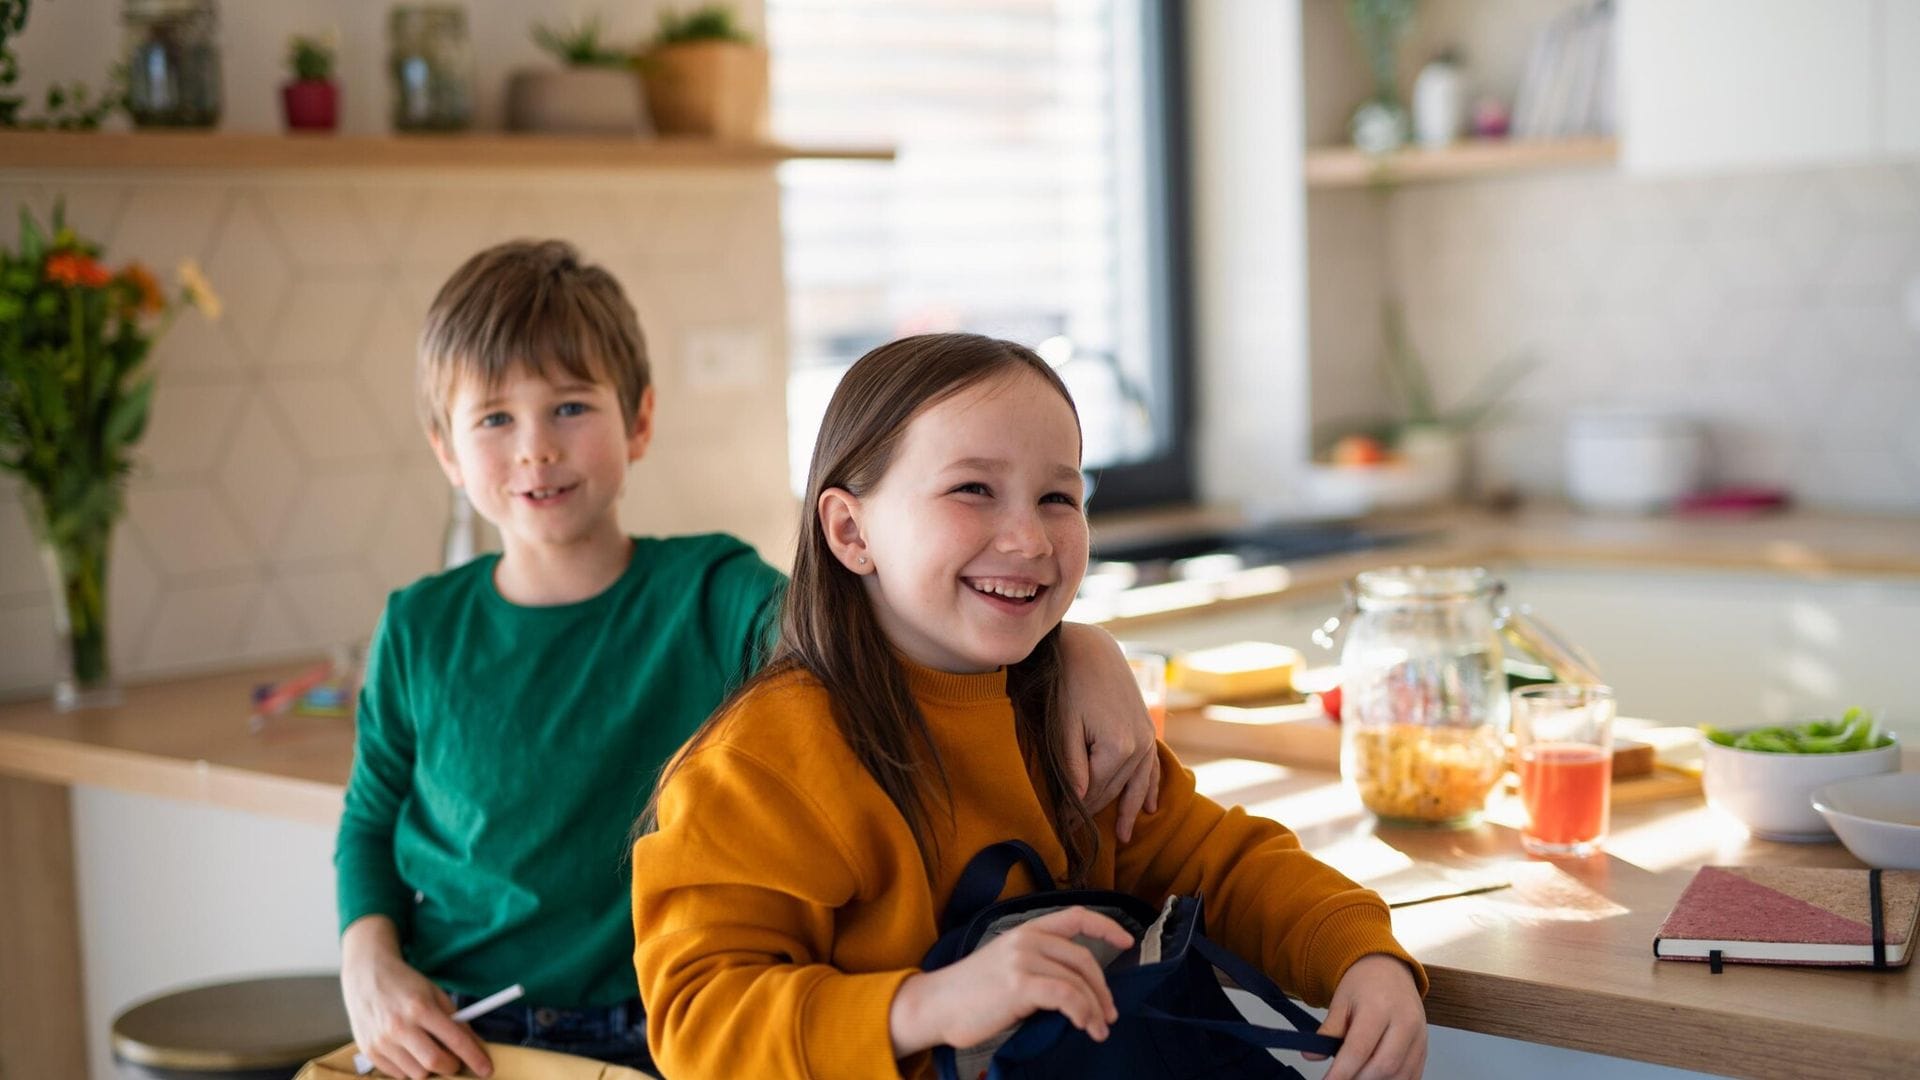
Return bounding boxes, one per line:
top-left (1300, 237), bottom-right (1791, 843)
top-left (1620, 0), bottom-right (1880, 173)
top-left (1885, 0), bottom-right (1920, 156)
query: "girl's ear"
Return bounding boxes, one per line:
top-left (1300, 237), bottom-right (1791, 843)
top-left (817, 487), bottom-right (873, 574)
top-left (429, 429), bottom-right (465, 489)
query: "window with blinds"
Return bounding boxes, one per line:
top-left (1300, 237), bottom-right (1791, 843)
top-left (770, 0), bottom-right (1190, 508)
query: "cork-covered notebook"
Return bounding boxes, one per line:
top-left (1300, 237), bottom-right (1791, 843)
top-left (1654, 866), bottom-right (1920, 969)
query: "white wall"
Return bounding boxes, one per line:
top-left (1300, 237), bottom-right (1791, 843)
top-left (1186, 0), bottom-right (1313, 513)
top-left (0, 0), bottom-right (798, 701)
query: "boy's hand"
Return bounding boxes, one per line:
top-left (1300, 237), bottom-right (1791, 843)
top-left (1056, 622), bottom-right (1161, 841)
top-left (888, 907), bottom-right (1134, 1057)
top-left (341, 916), bottom-right (494, 1079)
top-left (1308, 954), bottom-right (1427, 1080)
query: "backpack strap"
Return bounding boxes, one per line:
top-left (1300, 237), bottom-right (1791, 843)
top-left (942, 840), bottom-right (1056, 931)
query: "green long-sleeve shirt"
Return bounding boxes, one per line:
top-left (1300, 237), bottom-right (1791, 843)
top-left (334, 533), bottom-right (784, 1007)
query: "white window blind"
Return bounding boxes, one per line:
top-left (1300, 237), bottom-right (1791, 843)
top-left (770, 0), bottom-right (1168, 492)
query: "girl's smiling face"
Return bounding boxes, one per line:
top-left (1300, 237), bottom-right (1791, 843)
top-left (822, 367), bottom-right (1089, 673)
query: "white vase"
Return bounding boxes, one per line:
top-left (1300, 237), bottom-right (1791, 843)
top-left (1396, 425), bottom-right (1465, 505)
top-left (1412, 58), bottom-right (1464, 149)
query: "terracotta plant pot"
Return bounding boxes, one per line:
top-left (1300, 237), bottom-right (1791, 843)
top-left (640, 40), bottom-right (768, 138)
top-left (282, 80), bottom-right (339, 131)
top-left (505, 67), bottom-right (649, 134)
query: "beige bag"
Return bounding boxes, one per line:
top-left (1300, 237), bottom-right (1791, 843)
top-left (298, 1043), bottom-right (656, 1080)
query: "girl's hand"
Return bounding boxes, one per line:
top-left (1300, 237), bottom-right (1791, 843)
top-left (1056, 622), bottom-right (1161, 841)
top-left (888, 906), bottom-right (1135, 1057)
top-left (340, 916), bottom-right (493, 1079)
top-left (1308, 954), bottom-right (1427, 1080)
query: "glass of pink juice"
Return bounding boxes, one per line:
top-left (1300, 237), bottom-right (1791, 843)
top-left (1512, 684), bottom-right (1615, 857)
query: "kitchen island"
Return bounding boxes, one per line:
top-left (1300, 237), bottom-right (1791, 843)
top-left (3, 659), bottom-right (1914, 1079)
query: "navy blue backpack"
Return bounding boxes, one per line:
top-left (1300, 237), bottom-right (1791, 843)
top-left (921, 840), bottom-right (1342, 1080)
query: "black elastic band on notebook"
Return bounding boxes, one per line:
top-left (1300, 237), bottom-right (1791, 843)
top-left (1708, 949), bottom-right (1723, 974)
top-left (1869, 867), bottom-right (1886, 970)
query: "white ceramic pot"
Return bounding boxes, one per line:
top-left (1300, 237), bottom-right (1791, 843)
top-left (1565, 407), bottom-right (1704, 514)
top-left (1702, 734), bottom-right (1901, 840)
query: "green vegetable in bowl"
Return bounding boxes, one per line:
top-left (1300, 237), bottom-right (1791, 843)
top-left (1702, 708), bottom-right (1896, 754)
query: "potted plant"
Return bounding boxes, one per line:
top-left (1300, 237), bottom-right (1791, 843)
top-left (282, 32), bottom-right (339, 131)
top-left (1317, 299), bottom-right (1535, 508)
top-left (1346, 0), bottom-right (1417, 153)
top-left (638, 3), bottom-right (766, 139)
top-left (0, 203), bottom-right (220, 710)
top-left (506, 14), bottom-right (647, 133)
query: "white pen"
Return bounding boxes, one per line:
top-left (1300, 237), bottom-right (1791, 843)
top-left (353, 983), bottom-right (526, 1075)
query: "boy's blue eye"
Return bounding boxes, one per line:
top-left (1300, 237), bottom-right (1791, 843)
top-left (478, 412), bottom-right (511, 428)
top-left (555, 401), bottom-right (588, 418)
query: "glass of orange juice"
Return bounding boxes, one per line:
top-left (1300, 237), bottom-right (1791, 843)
top-left (1125, 651), bottom-right (1167, 740)
top-left (1511, 683), bottom-right (1615, 858)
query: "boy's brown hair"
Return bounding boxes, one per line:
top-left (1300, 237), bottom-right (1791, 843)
top-left (418, 239), bottom-right (651, 439)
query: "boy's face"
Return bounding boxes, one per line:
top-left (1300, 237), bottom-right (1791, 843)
top-left (431, 364), bottom-right (653, 554)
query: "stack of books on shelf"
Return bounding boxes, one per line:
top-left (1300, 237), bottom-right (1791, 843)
top-left (1512, 0), bottom-right (1616, 140)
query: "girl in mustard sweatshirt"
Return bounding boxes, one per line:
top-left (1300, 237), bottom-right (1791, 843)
top-left (631, 333), bottom-right (1428, 1080)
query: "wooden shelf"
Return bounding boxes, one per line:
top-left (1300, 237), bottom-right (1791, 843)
top-left (1304, 136), bottom-right (1617, 188)
top-left (0, 130), bottom-right (894, 171)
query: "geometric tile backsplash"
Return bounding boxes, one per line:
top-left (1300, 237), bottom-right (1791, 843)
top-left (1312, 160), bottom-right (1920, 512)
top-left (0, 170), bottom-right (798, 698)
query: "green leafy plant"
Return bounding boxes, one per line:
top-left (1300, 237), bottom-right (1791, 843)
top-left (1346, 0), bottom-right (1417, 104)
top-left (531, 14), bottom-right (631, 68)
top-left (1378, 299), bottom-right (1534, 436)
top-left (287, 33), bottom-right (336, 83)
top-left (654, 4), bottom-right (754, 47)
top-left (1703, 710), bottom-right (1897, 754)
top-left (0, 0), bottom-right (122, 129)
top-left (1316, 299), bottom-right (1534, 454)
top-left (0, 203), bottom-right (219, 696)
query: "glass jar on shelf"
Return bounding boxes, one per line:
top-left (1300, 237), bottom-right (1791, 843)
top-left (388, 4), bottom-right (474, 132)
top-left (1316, 566), bottom-right (1598, 827)
top-left (122, 0), bottom-right (222, 128)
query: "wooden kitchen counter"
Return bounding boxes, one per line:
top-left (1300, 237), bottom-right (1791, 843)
top-left (1188, 747), bottom-right (1920, 1080)
top-left (2, 661), bottom-right (1915, 1078)
top-left (0, 662), bottom-right (352, 826)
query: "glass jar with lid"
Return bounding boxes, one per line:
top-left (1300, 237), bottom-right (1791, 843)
top-left (388, 4), bottom-right (473, 132)
top-left (122, 0), bottom-right (222, 128)
top-left (1316, 566), bottom-right (1598, 827)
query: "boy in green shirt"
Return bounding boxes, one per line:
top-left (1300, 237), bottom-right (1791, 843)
top-left (335, 240), bottom-right (1160, 1079)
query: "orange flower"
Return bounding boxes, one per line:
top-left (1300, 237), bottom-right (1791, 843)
top-left (45, 251), bottom-right (113, 289)
top-left (118, 263), bottom-right (166, 316)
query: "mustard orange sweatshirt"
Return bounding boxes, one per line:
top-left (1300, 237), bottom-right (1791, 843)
top-left (630, 661), bottom-right (1425, 1080)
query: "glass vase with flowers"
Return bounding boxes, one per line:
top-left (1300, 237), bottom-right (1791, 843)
top-left (0, 203), bottom-right (219, 709)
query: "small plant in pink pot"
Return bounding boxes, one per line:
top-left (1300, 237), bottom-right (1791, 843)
top-left (282, 32), bottom-right (339, 131)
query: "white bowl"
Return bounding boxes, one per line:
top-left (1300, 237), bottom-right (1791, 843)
top-left (1812, 773), bottom-right (1920, 869)
top-left (1701, 733), bottom-right (1901, 841)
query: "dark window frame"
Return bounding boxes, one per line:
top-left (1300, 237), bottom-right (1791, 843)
top-left (1085, 0), bottom-right (1195, 516)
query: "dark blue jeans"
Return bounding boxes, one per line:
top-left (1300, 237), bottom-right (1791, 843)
top-left (451, 991), bottom-right (656, 1073)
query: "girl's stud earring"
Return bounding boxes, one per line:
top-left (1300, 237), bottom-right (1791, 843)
top-left (856, 555), bottom-right (868, 564)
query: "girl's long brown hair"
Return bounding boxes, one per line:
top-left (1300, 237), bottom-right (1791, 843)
top-left (637, 333), bottom-right (1101, 885)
